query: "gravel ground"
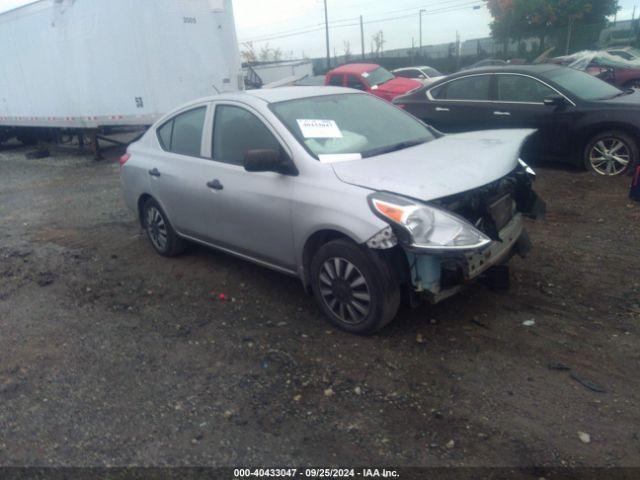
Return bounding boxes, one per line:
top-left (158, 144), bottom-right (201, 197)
top-left (0, 143), bottom-right (639, 470)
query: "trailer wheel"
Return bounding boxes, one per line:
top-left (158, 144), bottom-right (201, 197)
top-left (17, 133), bottom-right (38, 146)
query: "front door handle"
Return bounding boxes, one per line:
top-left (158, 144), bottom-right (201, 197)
top-left (435, 107), bottom-right (450, 112)
top-left (206, 179), bottom-right (224, 191)
top-left (493, 111), bottom-right (511, 116)
top-left (148, 168), bottom-right (161, 177)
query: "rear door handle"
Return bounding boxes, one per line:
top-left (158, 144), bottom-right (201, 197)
top-left (435, 107), bottom-right (450, 112)
top-left (493, 111), bottom-right (511, 116)
top-left (206, 179), bottom-right (224, 191)
top-left (148, 168), bottom-right (161, 177)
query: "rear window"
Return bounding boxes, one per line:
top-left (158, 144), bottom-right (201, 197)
top-left (430, 75), bottom-right (491, 101)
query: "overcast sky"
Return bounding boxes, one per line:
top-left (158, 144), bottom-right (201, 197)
top-left (1, 0), bottom-right (638, 58)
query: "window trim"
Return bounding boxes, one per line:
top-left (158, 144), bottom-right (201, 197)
top-left (426, 72), bottom-right (576, 106)
top-left (426, 73), bottom-right (494, 103)
top-left (209, 101), bottom-right (295, 170)
top-left (155, 104), bottom-right (211, 158)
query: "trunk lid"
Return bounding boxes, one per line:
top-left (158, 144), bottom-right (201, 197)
top-left (331, 129), bottom-right (535, 201)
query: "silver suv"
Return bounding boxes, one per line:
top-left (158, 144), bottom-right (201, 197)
top-left (120, 87), bottom-right (544, 334)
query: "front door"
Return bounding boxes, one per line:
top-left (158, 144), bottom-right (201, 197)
top-left (490, 74), bottom-right (574, 158)
top-left (202, 103), bottom-right (296, 270)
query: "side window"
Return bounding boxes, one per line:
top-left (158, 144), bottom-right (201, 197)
top-left (156, 106), bottom-right (206, 156)
top-left (497, 75), bottom-right (556, 103)
top-left (213, 105), bottom-right (281, 166)
top-left (328, 74), bottom-right (343, 86)
top-left (429, 84), bottom-right (447, 99)
top-left (346, 75), bottom-right (366, 90)
top-left (443, 75), bottom-right (492, 101)
top-left (157, 120), bottom-right (173, 150)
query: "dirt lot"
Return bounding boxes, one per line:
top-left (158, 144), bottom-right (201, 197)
top-left (0, 143), bottom-right (639, 471)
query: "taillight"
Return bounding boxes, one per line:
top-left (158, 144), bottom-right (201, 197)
top-left (119, 153), bottom-right (131, 167)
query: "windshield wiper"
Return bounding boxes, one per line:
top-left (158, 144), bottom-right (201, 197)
top-left (361, 139), bottom-right (427, 158)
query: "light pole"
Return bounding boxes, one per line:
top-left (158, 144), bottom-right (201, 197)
top-left (419, 9), bottom-right (425, 55)
top-left (324, 0), bottom-right (331, 70)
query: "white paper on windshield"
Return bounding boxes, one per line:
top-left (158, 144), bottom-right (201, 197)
top-left (297, 119), bottom-right (343, 139)
top-left (318, 153), bottom-right (362, 164)
top-left (362, 72), bottom-right (370, 78)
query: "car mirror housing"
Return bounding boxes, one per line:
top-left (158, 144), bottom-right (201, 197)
top-left (244, 149), bottom-right (297, 175)
top-left (543, 95), bottom-right (567, 107)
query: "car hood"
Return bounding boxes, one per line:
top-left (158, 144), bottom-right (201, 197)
top-left (597, 90), bottom-right (640, 105)
top-left (331, 129), bottom-right (535, 201)
top-left (374, 77), bottom-right (423, 95)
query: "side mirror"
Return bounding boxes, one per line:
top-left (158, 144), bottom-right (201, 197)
top-left (244, 149), bottom-right (297, 175)
top-left (543, 95), bottom-right (567, 107)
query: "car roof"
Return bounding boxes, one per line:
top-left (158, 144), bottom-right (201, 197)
top-left (451, 63), bottom-right (564, 77)
top-left (330, 63), bottom-right (381, 75)
top-left (176, 86), bottom-right (360, 109)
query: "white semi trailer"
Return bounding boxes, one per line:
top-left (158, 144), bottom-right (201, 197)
top-left (0, 0), bottom-right (242, 149)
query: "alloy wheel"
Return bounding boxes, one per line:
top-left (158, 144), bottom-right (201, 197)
top-left (589, 138), bottom-right (631, 176)
top-left (146, 206), bottom-right (168, 251)
top-left (318, 257), bottom-right (371, 325)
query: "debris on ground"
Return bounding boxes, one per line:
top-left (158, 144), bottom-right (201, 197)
top-left (578, 431), bottom-right (591, 444)
top-left (324, 388), bottom-right (334, 397)
top-left (548, 362), bottom-right (571, 371)
top-left (522, 320), bottom-right (536, 327)
top-left (570, 373), bottom-right (607, 393)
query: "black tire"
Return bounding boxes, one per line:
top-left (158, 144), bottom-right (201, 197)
top-left (583, 130), bottom-right (637, 176)
top-left (141, 198), bottom-right (186, 257)
top-left (310, 239), bottom-right (401, 334)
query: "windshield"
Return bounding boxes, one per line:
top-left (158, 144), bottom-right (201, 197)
top-left (545, 67), bottom-right (623, 101)
top-left (270, 93), bottom-right (434, 160)
top-left (364, 67), bottom-right (395, 87)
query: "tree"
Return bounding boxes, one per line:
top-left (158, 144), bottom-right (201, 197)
top-left (486, 0), bottom-right (619, 52)
top-left (241, 41), bottom-right (257, 63)
top-left (371, 31), bottom-right (385, 58)
top-left (343, 41), bottom-right (352, 62)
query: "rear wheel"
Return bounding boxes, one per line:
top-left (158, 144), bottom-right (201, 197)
top-left (584, 131), bottom-right (636, 176)
top-left (310, 239), bottom-right (400, 334)
top-left (141, 198), bottom-right (185, 257)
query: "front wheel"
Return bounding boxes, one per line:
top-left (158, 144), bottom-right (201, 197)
top-left (310, 239), bottom-right (400, 334)
top-left (584, 131), bottom-right (637, 176)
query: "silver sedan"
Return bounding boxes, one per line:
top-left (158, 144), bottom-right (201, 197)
top-left (120, 87), bottom-right (544, 334)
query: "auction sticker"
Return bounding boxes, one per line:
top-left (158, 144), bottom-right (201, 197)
top-left (297, 119), bottom-right (343, 139)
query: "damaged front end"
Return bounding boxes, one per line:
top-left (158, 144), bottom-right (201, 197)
top-left (367, 161), bottom-right (545, 304)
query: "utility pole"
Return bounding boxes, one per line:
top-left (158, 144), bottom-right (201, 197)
top-left (419, 9), bottom-right (425, 54)
top-left (360, 15), bottom-right (365, 60)
top-left (324, 0), bottom-right (330, 70)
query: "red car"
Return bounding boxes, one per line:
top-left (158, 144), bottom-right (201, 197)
top-left (325, 63), bottom-right (422, 102)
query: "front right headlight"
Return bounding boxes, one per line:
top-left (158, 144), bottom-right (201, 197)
top-left (368, 192), bottom-right (491, 252)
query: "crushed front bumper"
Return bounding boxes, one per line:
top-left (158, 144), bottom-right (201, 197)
top-left (405, 213), bottom-right (529, 304)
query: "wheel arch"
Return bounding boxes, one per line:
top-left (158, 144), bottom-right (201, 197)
top-left (577, 122), bottom-right (640, 156)
top-left (137, 193), bottom-right (154, 227)
top-left (301, 229), bottom-right (359, 290)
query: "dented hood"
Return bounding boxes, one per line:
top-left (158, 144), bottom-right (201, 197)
top-left (331, 129), bottom-right (535, 201)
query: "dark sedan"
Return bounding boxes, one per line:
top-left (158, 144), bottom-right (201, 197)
top-left (394, 64), bottom-right (640, 176)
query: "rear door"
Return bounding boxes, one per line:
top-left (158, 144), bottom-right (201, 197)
top-left (491, 73), bottom-right (574, 157)
top-left (424, 74), bottom-right (494, 132)
top-left (148, 103), bottom-right (219, 239)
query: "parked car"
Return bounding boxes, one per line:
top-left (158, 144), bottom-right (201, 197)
top-left (551, 50), bottom-right (640, 90)
top-left (120, 87), bottom-right (543, 334)
top-left (395, 64), bottom-right (640, 176)
top-left (325, 63), bottom-right (422, 102)
top-left (392, 66), bottom-right (444, 84)
top-left (461, 58), bottom-right (507, 71)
